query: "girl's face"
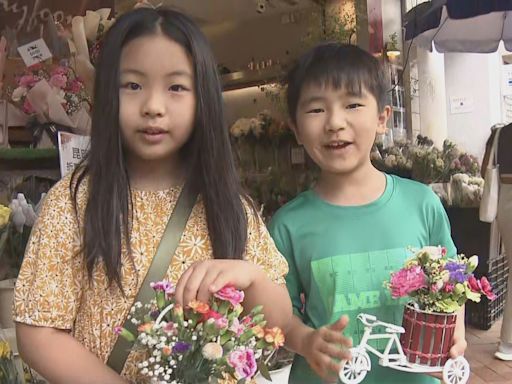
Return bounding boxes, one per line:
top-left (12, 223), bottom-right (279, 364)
top-left (119, 33), bottom-right (196, 169)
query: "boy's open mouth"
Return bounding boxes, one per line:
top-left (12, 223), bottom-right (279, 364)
top-left (324, 140), bottom-right (353, 150)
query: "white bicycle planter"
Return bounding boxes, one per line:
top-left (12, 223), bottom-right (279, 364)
top-left (339, 313), bottom-right (470, 384)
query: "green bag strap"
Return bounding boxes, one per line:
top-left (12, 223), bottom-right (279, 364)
top-left (107, 184), bottom-right (198, 374)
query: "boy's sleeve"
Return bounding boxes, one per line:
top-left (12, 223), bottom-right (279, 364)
top-left (13, 178), bottom-right (83, 330)
top-left (427, 192), bottom-right (457, 257)
top-left (268, 216), bottom-right (305, 319)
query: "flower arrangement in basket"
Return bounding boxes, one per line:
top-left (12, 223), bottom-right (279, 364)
top-left (387, 246), bottom-right (495, 367)
top-left (115, 282), bottom-right (285, 383)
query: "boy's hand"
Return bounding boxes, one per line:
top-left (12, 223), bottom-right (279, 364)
top-left (429, 334), bottom-right (467, 381)
top-left (302, 316), bottom-right (352, 383)
top-left (175, 259), bottom-right (264, 306)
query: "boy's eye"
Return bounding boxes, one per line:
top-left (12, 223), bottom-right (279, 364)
top-left (122, 82), bottom-right (141, 91)
top-left (169, 84), bottom-right (188, 92)
top-left (306, 108), bottom-right (324, 114)
top-left (347, 103), bottom-right (363, 109)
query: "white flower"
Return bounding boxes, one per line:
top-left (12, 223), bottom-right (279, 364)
top-left (202, 342), bottom-right (223, 360)
top-left (421, 246), bottom-right (444, 259)
top-left (12, 86), bottom-right (27, 102)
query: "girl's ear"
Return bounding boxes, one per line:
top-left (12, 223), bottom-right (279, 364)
top-left (376, 105), bottom-right (392, 135)
top-left (288, 118), bottom-right (302, 145)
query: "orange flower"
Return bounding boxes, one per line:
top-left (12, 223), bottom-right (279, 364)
top-left (188, 300), bottom-right (210, 314)
top-left (137, 322), bottom-right (154, 333)
top-left (162, 345), bottom-right (173, 356)
top-left (264, 327), bottom-right (285, 348)
top-left (251, 325), bottom-right (265, 338)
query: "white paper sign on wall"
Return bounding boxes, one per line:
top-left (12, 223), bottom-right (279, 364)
top-left (58, 131), bottom-right (90, 177)
top-left (449, 96), bottom-right (474, 114)
top-left (17, 39), bottom-right (53, 67)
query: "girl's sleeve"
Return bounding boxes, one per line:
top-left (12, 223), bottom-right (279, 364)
top-left (243, 205), bottom-right (289, 285)
top-left (13, 178), bottom-right (84, 330)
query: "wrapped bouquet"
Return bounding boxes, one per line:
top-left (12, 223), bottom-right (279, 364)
top-left (116, 282), bottom-right (284, 383)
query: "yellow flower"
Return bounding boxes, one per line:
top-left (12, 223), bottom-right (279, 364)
top-left (0, 205), bottom-right (11, 228)
top-left (264, 327), bottom-right (285, 348)
top-left (251, 325), bottom-right (265, 338)
top-left (0, 340), bottom-right (11, 359)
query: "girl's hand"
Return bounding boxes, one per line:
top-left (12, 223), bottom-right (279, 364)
top-left (175, 259), bottom-right (264, 306)
top-left (302, 316), bottom-right (352, 383)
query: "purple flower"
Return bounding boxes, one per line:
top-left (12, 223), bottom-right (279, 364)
top-left (173, 341), bottom-right (190, 354)
top-left (445, 262), bottom-right (468, 283)
top-left (150, 281), bottom-right (175, 295)
top-left (150, 310), bottom-right (160, 320)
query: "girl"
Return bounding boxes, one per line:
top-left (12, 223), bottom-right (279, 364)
top-left (13, 8), bottom-right (291, 384)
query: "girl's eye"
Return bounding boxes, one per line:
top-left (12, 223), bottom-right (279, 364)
top-left (306, 108), bottom-right (324, 114)
top-left (347, 103), bottom-right (363, 109)
top-left (123, 82), bottom-right (141, 91)
top-left (169, 84), bottom-right (188, 92)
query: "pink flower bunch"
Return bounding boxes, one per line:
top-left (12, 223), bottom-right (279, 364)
top-left (214, 284), bottom-right (245, 306)
top-left (389, 265), bottom-right (427, 298)
top-left (468, 276), bottom-right (496, 301)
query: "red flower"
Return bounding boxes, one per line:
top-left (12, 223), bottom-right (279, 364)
top-left (202, 309), bottom-right (223, 322)
top-left (467, 276), bottom-right (481, 293)
top-left (480, 277), bottom-right (496, 301)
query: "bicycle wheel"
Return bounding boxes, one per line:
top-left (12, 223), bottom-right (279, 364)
top-left (339, 348), bottom-right (371, 384)
top-left (442, 356), bottom-right (470, 384)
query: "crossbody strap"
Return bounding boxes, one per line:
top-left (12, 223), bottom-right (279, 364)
top-left (107, 184), bottom-right (198, 374)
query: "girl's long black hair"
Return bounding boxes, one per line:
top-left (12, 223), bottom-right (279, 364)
top-left (71, 8), bottom-right (249, 289)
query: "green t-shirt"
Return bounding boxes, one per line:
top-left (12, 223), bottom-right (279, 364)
top-left (269, 174), bottom-right (456, 384)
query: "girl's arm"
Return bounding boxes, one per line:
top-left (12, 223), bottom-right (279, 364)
top-left (242, 267), bottom-right (292, 330)
top-left (16, 323), bottom-right (127, 384)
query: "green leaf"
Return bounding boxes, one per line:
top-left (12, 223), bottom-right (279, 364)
top-left (258, 362), bottom-right (272, 381)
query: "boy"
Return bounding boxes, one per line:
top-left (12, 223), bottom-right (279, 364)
top-left (269, 43), bottom-right (467, 384)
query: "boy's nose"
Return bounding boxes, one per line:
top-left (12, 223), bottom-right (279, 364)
top-left (326, 111), bottom-right (347, 132)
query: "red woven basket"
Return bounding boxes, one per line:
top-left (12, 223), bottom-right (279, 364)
top-left (400, 303), bottom-right (457, 367)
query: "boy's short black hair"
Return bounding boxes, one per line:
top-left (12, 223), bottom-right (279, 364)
top-left (286, 43), bottom-right (388, 124)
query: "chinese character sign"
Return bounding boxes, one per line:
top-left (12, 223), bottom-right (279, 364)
top-left (58, 131), bottom-right (90, 177)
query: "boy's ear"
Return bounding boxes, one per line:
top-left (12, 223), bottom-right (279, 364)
top-left (376, 105), bottom-right (392, 135)
top-left (287, 118), bottom-right (302, 145)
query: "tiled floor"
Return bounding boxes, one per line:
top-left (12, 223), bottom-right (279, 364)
top-left (466, 318), bottom-right (512, 383)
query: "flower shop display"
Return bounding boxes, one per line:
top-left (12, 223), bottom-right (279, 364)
top-left (116, 282), bottom-right (285, 383)
top-left (371, 135), bottom-right (484, 208)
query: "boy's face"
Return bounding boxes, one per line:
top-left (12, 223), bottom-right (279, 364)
top-left (291, 83), bottom-right (390, 176)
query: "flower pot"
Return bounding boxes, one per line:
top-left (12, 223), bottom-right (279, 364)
top-left (0, 279), bottom-right (16, 328)
top-left (255, 364), bottom-right (291, 384)
top-left (400, 303), bottom-right (457, 366)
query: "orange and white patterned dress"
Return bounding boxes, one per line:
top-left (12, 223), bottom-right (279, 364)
top-left (13, 175), bottom-right (288, 382)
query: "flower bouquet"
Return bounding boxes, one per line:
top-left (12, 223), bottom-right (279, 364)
top-left (116, 282), bottom-right (285, 383)
top-left (8, 61), bottom-right (91, 145)
top-left (387, 246), bottom-right (495, 366)
top-left (0, 332), bottom-right (20, 384)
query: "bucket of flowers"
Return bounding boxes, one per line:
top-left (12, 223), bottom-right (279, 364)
top-left (387, 246), bottom-right (495, 367)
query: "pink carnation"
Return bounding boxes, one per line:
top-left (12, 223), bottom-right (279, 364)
top-left (49, 74), bottom-right (67, 89)
top-left (389, 266), bottom-right (427, 298)
top-left (215, 316), bottom-right (229, 329)
top-left (19, 74), bottom-right (37, 87)
top-left (214, 284), bottom-right (245, 307)
top-left (51, 66), bottom-right (68, 76)
top-left (229, 318), bottom-right (245, 336)
top-left (227, 348), bottom-right (257, 379)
